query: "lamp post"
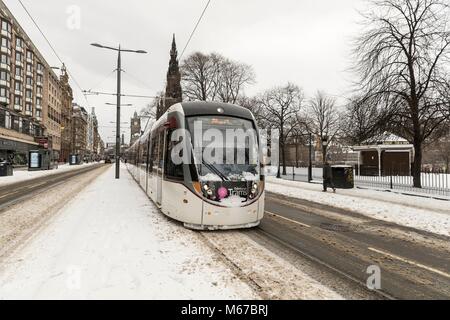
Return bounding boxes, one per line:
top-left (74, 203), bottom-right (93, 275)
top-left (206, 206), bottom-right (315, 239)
top-left (322, 136), bottom-right (329, 165)
top-left (91, 43), bottom-right (147, 179)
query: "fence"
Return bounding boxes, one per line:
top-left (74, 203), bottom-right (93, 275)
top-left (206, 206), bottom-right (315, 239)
top-left (280, 166), bottom-right (450, 198)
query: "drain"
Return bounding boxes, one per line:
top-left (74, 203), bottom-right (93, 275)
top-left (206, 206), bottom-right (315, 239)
top-left (320, 223), bottom-right (351, 232)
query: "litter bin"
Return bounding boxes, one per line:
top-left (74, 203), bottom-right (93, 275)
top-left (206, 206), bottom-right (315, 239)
top-left (331, 165), bottom-right (354, 189)
top-left (0, 161), bottom-right (13, 176)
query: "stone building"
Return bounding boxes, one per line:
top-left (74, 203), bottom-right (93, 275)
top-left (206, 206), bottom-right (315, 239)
top-left (130, 111), bottom-right (141, 145)
top-left (72, 103), bottom-right (87, 158)
top-left (59, 64), bottom-right (73, 162)
top-left (156, 35), bottom-right (182, 119)
top-left (0, 1), bottom-right (72, 165)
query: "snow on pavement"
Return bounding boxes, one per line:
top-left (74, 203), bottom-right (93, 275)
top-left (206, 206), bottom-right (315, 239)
top-left (0, 165), bottom-right (257, 300)
top-left (266, 177), bottom-right (450, 237)
top-left (0, 162), bottom-right (101, 188)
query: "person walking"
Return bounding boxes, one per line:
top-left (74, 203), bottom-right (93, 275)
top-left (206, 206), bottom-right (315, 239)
top-left (323, 162), bottom-right (336, 193)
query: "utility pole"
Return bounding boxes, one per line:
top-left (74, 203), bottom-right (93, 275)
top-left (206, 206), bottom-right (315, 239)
top-left (116, 48), bottom-right (121, 179)
top-left (308, 133), bottom-right (313, 183)
top-left (91, 43), bottom-right (147, 179)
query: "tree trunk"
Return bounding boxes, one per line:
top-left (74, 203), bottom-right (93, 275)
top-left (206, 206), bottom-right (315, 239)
top-left (412, 141), bottom-right (422, 188)
top-left (281, 144), bottom-right (287, 176)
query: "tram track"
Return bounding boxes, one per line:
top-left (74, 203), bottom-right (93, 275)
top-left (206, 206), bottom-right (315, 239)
top-left (0, 164), bottom-right (107, 213)
top-left (247, 192), bottom-right (450, 300)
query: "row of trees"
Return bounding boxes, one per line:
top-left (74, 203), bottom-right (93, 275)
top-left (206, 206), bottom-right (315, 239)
top-left (176, 0), bottom-right (450, 188)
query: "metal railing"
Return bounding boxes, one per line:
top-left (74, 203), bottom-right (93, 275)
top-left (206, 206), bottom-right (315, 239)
top-left (280, 166), bottom-right (450, 198)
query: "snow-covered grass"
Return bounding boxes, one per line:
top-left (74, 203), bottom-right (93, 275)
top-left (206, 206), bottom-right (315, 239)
top-left (0, 165), bottom-right (257, 300)
top-left (266, 177), bottom-right (450, 237)
top-left (0, 162), bottom-right (103, 188)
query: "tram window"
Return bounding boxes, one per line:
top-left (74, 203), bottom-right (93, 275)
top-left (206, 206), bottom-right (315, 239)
top-left (158, 131), bottom-right (164, 169)
top-left (165, 129), bottom-right (184, 181)
top-left (150, 134), bottom-right (158, 173)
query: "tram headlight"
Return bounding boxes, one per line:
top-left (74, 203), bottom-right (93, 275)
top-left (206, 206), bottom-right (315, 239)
top-left (249, 182), bottom-right (259, 199)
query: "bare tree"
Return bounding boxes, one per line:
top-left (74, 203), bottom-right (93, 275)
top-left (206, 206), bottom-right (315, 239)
top-left (258, 83), bottom-right (304, 177)
top-left (216, 58), bottom-right (255, 104)
top-left (342, 96), bottom-right (387, 145)
top-left (181, 52), bottom-right (255, 104)
top-left (353, 0), bottom-right (450, 187)
top-left (306, 91), bottom-right (340, 164)
top-left (181, 52), bottom-right (220, 101)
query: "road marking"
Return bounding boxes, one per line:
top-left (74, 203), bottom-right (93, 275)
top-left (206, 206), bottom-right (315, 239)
top-left (265, 211), bottom-right (311, 228)
top-left (25, 182), bottom-right (47, 189)
top-left (368, 247), bottom-right (450, 279)
top-left (0, 190), bottom-right (20, 199)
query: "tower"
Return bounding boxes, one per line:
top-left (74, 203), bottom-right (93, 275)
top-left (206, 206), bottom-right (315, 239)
top-left (157, 34), bottom-right (183, 119)
top-left (130, 111), bottom-right (141, 145)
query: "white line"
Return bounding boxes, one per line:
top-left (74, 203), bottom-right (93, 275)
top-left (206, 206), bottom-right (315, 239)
top-left (368, 247), bottom-right (450, 279)
top-left (265, 211), bottom-right (311, 228)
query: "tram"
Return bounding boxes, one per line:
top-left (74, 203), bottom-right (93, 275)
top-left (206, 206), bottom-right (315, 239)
top-left (126, 101), bottom-right (265, 230)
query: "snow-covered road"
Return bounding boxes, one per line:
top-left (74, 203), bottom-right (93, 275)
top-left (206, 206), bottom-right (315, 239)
top-left (266, 177), bottom-right (450, 237)
top-left (0, 165), bottom-right (257, 300)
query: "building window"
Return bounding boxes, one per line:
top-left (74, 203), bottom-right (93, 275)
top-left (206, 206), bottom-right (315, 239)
top-left (37, 74), bottom-right (43, 83)
top-left (14, 81), bottom-right (22, 91)
top-left (37, 63), bottom-right (44, 71)
top-left (22, 119), bottom-right (30, 135)
top-left (15, 52), bottom-right (22, 62)
top-left (1, 20), bottom-right (11, 33)
top-left (14, 95), bottom-right (22, 105)
top-left (0, 70), bottom-right (9, 81)
top-left (25, 90), bottom-right (32, 99)
top-left (26, 63), bottom-right (32, 73)
top-left (0, 54), bottom-right (10, 64)
top-left (15, 66), bottom-right (22, 76)
top-left (1, 37), bottom-right (10, 48)
top-left (11, 115), bottom-right (19, 131)
top-left (26, 76), bottom-right (32, 86)
top-left (16, 37), bottom-right (23, 49)
top-left (36, 97), bottom-right (41, 106)
top-left (0, 86), bottom-right (8, 97)
top-left (0, 109), bottom-right (5, 127)
top-left (36, 110), bottom-right (42, 119)
top-left (36, 86), bottom-right (42, 95)
top-left (26, 50), bottom-right (33, 60)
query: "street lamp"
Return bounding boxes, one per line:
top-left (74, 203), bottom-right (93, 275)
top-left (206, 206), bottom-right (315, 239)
top-left (91, 43), bottom-right (148, 179)
top-left (322, 136), bottom-right (329, 165)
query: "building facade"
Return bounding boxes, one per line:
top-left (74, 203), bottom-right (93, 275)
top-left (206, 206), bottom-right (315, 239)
top-left (72, 103), bottom-right (87, 159)
top-left (0, 1), bottom-right (73, 165)
top-left (156, 35), bottom-right (182, 119)
top-left (59, 64), bottom-right (73, 162)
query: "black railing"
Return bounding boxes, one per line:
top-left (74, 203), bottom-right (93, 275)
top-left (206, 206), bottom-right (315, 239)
top-left (281, 166), bottom-right (450, 198)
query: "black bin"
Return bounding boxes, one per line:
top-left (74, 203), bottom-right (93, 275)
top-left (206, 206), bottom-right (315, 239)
top-left (0, 161), bottom-right (13, 176)
top-left (331, 165), bottom-right (354, 189)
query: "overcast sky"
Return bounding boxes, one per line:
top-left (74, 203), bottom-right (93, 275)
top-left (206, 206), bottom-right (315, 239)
top-left (3, 0), bottom-right (365, 144)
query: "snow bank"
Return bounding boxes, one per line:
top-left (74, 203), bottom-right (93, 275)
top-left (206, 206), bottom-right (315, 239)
top-left (0, 162), bottom-right (102, 188)
top-left (266, 177), bottom-right (450, 237)
top-left (0, 165), bottom-right (256, 300)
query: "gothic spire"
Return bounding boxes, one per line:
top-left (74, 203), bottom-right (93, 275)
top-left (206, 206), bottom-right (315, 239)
top-left (170, 34), bottom-right (178, 59)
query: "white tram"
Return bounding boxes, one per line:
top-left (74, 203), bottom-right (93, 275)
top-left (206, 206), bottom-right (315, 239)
top-left (126, 102), bottom-right (265, 230)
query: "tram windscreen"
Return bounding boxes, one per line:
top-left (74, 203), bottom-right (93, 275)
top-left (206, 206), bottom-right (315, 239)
top-left (187, 116), bottom-right (260, 182)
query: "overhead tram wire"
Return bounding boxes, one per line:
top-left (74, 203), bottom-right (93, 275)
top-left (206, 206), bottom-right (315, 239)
top-left (179, 0), bottom-right (212, 60)
top-left (86, 69), bottom-right (117, 93)
top-left (17, 0), bottom-right (89, 104)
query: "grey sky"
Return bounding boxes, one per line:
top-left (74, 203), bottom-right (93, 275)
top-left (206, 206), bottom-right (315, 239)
top-left (3, 0), bottom-right (365, 144)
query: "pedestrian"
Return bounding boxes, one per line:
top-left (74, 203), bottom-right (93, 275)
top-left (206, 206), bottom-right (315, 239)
top-left (323, 162), bottom-right (336, 193)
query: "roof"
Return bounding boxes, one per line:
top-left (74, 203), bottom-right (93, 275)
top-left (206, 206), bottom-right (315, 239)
top-left (179, 101), bottom-right (254, 121)
top-left (363, 132), bottom-right (409, 145)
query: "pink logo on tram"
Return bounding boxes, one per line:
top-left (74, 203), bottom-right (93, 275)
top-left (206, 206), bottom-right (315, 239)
top-left (217, 187), bottom-right (229, 200)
